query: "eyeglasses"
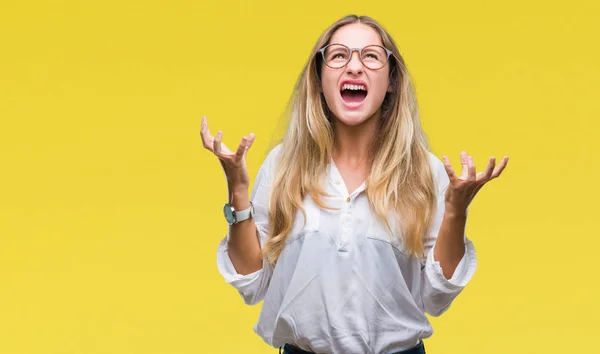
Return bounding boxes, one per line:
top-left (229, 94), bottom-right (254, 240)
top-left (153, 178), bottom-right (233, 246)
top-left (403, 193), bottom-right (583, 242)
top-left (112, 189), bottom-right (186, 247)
top-left (318, 43), bottom-right (393, 70)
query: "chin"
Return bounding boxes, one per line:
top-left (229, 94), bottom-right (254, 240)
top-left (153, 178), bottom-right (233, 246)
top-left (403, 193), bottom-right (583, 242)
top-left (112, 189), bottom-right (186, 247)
top-left (336, 115), bottom-right (368, 126)
top-left (332, 105), bottom-right (377, 127)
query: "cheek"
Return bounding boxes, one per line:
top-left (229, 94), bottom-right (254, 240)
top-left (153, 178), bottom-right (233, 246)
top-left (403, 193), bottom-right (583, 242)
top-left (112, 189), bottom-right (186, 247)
top-left (371, 74), bottom-right (391, 101)
top-left (320, 73), bottom-right (339, 100)
top-left (320, 69), bottom-right (333, 86)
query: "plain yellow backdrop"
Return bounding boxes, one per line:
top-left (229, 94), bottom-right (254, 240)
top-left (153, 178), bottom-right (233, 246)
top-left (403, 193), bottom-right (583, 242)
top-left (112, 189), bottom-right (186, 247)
top-left (1, 0), bottom-right (599, 353)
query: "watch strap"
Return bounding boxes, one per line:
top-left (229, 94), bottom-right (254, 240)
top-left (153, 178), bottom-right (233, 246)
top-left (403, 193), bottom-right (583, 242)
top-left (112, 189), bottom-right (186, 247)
top-left (233, 202), bottom-right (254, 223)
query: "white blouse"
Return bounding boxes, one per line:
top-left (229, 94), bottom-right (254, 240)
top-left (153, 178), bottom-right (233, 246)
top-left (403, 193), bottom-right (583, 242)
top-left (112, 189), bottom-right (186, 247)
top-left (216, 145), bottom-right (477, 354)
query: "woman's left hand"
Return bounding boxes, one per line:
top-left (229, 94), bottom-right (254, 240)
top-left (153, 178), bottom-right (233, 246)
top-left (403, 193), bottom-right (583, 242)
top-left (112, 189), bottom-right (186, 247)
top-left (442, 151), bottom-right (509, 213)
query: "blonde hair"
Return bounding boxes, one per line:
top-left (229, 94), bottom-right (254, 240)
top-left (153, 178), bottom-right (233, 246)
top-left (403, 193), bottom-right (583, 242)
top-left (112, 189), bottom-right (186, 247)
top-left (262, 15), bottom-right (437, 264)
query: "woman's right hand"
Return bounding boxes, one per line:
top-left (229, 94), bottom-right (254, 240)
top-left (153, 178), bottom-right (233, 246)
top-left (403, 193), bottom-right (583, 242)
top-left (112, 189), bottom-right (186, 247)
top-left (200, 116), bottom-right (255, 194)
top-left (202, 116), bottom-right (261, 274)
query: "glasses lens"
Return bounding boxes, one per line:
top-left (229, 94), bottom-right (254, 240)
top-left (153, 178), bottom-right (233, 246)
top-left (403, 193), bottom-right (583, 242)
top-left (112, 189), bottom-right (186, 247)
top-left (323, 44), bottom-right (349, 68)
top-left (361, 45), bottom-right (388, 70)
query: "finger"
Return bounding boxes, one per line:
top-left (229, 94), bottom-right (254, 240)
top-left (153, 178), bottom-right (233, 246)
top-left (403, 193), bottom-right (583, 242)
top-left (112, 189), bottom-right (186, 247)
top-left (235, 133), bottom-right (256, 161)
top-left (474, 156), bottom-right (506, 193)
top-left (473, 183), bottom-right (485, 196)
top-left (460, 151), bottom-right (469, 178)
top-left (491, 156), bottom-right (509, 179)
top-left (476, 156), bottom-right (496, 183)
top-left (245, 133), bottom-right (256, 151)
top-left (213, 131), bottom-right (223, 156)
top-left (235, 135), bottom-right (249, 162)
top-left (200, 116), bottom-right (214, 151)
top-left (467, 155), bottom-right (476, 181)
top-left (442, 156), bottom-right (457, 183)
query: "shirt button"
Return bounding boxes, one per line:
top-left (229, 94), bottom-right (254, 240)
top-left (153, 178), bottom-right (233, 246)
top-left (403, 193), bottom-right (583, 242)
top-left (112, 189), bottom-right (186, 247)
top-left (346, 197), bottom-right (351, 203)
top-left (336, 180), bottom-right (341, 185)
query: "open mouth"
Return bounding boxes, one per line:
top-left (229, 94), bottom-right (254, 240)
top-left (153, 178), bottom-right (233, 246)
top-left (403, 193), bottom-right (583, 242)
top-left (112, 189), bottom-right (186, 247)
top-left (340, 83), bottom-right (368, 106)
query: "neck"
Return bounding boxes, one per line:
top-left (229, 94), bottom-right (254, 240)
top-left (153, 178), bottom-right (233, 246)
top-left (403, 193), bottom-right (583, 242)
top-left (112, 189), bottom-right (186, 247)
top-left (332, 112), bottom-right (379, 169)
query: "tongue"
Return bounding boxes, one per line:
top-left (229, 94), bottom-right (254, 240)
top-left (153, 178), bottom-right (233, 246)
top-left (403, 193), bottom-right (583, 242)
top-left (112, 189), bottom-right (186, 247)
top-left (341, 90), bottom-right (367, 103)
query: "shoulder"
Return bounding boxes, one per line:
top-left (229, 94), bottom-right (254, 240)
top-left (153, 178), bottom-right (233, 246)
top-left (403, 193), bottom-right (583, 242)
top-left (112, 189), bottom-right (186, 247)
top-left (426, 151), bottom-right (450, 194)
top-left (258, 143), bottom-right (284, 178)
top-left (264, 143), bottom-right (283, 167)
top-left (265, 143), bottom-right (283, 162)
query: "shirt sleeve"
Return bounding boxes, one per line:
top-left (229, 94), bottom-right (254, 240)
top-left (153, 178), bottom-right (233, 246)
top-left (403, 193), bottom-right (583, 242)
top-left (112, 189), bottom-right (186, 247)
top-left (215, 145), bottom-right (280, 305)
top-left (420, 153), bottom-right (478, 317)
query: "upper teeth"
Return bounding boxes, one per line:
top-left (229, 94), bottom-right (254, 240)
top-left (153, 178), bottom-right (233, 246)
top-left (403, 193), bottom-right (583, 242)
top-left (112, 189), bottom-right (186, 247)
top-left (342, 84), bottom-right (366, 91)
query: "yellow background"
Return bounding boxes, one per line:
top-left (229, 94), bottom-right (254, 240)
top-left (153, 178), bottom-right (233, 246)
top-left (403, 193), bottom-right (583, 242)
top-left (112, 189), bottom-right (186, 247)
top-left (1, 0), bottom-right (598, 353)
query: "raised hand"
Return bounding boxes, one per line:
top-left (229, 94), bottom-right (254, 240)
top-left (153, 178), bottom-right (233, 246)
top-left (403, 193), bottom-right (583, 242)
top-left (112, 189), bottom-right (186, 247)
top-left (442, 151), bottom-right (509, 213)
top-left (200, 116), bottom-right (256, 192)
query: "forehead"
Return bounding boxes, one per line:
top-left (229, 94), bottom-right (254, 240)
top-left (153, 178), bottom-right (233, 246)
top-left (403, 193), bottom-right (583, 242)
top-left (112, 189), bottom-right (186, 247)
top-left (329, 23), bottom-right (383, 48)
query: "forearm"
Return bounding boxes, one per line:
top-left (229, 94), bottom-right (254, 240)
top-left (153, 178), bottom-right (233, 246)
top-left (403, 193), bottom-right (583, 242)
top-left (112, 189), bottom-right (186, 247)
top-left (227, 187), bottom-right (263, 275)
top-left (433, 204), bottom-right (467, 279)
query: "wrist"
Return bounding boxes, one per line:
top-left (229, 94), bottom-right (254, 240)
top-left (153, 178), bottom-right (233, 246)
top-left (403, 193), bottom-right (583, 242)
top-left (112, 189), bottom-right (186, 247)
top-left (228, 182), bottom-right (248, 195)
top-left (444, 202), bottom-right (468, 219)
top-left (229, 187), bottom-right (250, 210)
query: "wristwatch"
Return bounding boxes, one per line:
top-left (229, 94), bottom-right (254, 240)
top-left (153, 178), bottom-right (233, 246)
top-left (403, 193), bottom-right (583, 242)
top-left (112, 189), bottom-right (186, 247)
top-left (223, 202), bottom-right (255, 225)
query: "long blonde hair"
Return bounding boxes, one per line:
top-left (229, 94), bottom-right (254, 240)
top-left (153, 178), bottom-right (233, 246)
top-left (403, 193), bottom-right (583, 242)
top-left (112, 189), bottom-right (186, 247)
top-left (262, 15), bottom-right (437, 264)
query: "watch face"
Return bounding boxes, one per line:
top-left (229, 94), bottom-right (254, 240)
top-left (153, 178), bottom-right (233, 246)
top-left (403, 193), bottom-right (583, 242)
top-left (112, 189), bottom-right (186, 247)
top-left (223, 204), bottom-right (235, 224)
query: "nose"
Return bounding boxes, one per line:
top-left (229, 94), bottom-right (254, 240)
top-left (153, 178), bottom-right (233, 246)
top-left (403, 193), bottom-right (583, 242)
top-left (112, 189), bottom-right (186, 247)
top-left (345, 49), bottom-right (363, 74)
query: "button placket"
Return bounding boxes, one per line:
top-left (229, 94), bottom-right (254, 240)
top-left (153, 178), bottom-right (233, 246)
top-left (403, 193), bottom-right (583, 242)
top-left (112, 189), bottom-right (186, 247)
top-left (338, 196), bottom-right (353, 252)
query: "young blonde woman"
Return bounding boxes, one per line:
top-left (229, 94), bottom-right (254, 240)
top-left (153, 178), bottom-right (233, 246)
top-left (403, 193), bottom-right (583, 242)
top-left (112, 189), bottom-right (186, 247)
top-left (201, 14), bottom-right (508, 354)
